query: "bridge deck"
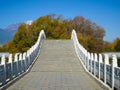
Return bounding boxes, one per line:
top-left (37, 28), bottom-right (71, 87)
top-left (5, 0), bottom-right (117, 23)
top-left (7, 40), bottom-right (104, 90)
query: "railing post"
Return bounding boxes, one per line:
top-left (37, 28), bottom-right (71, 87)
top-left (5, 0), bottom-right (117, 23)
top-left (111, 55), bottom-right (117, 89)
top-left (23, 52), bottom-right (27, 71)
top-left (98, 54), bottom-right (102, 79)
top-left (104, 54), bottom-right (109, 84)
top-left (27, 50), bottom-right (31, 66)
top-left (84, 50), bottom-right (87, 68)
top-left (29, 49), bottom-right (31, 64)
top-left (87, 52), bottom-right (90, 71)
top-left (19, 53), bottom-right (22, 74)
top-left (112, 55), bottom-right (118, 67)
top-left (14, 53), bottom-right (19, 76)
top-left (1, 55), bottom-right (6, 85)
top-left (94, 53), bottom-right (97, 76)
top-left (90, 53), bottom-right (93, 74)
top-left (8, 54), bottom-right (13, 80)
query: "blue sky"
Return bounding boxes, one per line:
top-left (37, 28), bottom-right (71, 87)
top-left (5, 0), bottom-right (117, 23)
top-left (0, 0), bottom-right (120, 42)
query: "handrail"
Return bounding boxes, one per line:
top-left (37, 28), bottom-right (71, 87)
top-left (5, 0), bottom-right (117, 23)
top-left (0, 30), bottom-right (46, 88)
top-left (71, 29), bottom-right (120, 90)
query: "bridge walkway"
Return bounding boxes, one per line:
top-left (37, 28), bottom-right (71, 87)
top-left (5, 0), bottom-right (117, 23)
top-left (7, 40), bottom-right (104, 90)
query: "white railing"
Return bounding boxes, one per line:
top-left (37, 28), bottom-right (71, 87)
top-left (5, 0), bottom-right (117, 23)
top-left (0, 30), bottom-right (46, 88)
top-left (71, 29), bottom-right (120, 90)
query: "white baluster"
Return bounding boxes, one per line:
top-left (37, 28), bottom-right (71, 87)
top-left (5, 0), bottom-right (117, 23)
top-left (14, 53), bottom-right (19, 76)
top-left (19, 53), bottom-right (22, 73)
top-left (104, 54), bottom-right (109, 84)
top-left (19, 53), bottom-right (22, 60)
top-left (112, 55), bottom-right (118, 67)
top-left (1, 55), bottom-right (6, 84)
top-left (91, 53), bottom-right (93, 74)
top-left (104, 54), bottom-right (109, 65)
top-left (94, 53), bottom-right (97, 76)
top-left (8, 54), bottom-right (12, 63)
top-left (111, 54), bottom-right (117, 89)
top-left (14, 53), bottom-right (19, 62)
top-left (87, 52), bottom-right (90, 70)
top-left (23, 52), bottom-right (27, 71)
top-left (98, 54), bottom-right (103, 79)
top-left (8, 54), bottom-right (13, 80)
top-left (27, 50), bottom-right (31, 66)
top-left (84, 50), bottom-right (87, 67)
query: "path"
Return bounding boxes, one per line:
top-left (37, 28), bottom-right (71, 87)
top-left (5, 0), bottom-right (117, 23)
top-left (7, 40), bottom-right (104, 90)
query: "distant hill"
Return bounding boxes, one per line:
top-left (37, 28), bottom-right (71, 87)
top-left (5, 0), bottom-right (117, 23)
top-left (0, 23), bottom-right (20, 44)
top-left (0, 21), bottom-right (33, 45)
top-left (4, 15), bottom-right (105, 53)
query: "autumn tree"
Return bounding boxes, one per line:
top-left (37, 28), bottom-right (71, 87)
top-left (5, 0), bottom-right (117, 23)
top-left (113, 38), bottom-right (120, 52)
top-left (5, 14), bottom-right (106, 53)
top-left (70, 16), bottom-right (105, 53)
top-left (103, 41), bottom-right (113, 52)
top-left (5, 23), bottom-right (31, 53)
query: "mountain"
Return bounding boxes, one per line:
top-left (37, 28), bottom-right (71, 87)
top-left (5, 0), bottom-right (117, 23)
top-left (0, 20), bottom-right (33, 45)
top-left (0, 23), bottom-right (20, 44)
top-left (0, 28), bottom-right (12, 44)
top-left (4, 23), bottom-right (20, 31)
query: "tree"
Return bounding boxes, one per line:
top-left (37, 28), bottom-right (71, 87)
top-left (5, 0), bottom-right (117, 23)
top-left (70, 16), bottom-right (105, 53)
top-left (5, 23), bottom-right (31, 53)
top-left (114, 38), bottom-right (120, 51)
top-left (4, 14), bottom-right (106, 53)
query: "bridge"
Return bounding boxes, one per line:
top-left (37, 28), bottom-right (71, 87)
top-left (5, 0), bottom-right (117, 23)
top-left (0, 30), bottom-right (120, 90)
